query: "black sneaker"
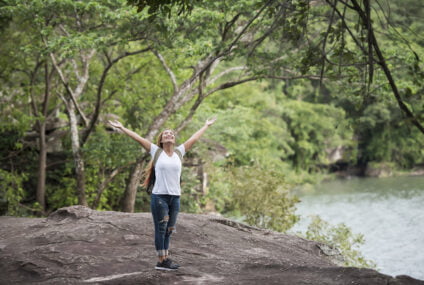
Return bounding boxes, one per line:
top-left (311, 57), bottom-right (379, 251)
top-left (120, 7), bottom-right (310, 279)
top-left (155, 259), bottom-right (178, 271)
top-left (165, 258), bottom-right (180, 268)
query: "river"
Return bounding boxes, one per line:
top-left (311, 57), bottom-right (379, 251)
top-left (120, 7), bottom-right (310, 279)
top-left (290, 175), bottom-right (424, 280)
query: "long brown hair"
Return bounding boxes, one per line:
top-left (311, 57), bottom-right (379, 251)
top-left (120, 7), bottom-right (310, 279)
top-left (141, 129), bottom-right (174, 188)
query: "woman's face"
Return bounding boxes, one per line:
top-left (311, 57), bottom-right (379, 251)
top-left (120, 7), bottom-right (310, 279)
top-left (161, 130), bottom-right (175, 144)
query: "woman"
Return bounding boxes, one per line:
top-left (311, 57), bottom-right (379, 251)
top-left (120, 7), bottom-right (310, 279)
top-left (108, 118), bottom-right (216, 270)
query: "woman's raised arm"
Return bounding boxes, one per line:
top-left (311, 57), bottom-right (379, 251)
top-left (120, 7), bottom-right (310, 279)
top-left (183, 117), bottom-right (216, 152)
top-left (108, 120), bottom-right (151, 152)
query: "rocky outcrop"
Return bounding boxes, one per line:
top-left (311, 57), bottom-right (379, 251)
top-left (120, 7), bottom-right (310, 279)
top-left (365, 162), bottom-right (394, 178)
top-left (0, 206), bottom-right (422, 284)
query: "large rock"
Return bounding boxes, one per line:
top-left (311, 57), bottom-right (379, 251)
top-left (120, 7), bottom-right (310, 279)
top-left (365, 163), bottom-right (394, 178)
top-left (0, 206), bottom-right (422, 284)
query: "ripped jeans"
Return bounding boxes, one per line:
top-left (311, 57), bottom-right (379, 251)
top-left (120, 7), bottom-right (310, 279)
top-left (150, 194), bottom-right (180, 257)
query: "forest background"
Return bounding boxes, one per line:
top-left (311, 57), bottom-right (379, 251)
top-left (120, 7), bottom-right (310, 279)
top-left (0, 0), bottom-right (423, 268)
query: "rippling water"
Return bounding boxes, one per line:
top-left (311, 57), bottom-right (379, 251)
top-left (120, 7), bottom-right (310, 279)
top-left (290, 176), bottom-right (424, 280)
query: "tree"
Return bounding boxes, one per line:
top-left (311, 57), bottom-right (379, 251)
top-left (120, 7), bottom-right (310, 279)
top-left (0, 8), bottom-right (53, 213)
top-left (304, 215), bottom-right (376, 268)
top-left (120, 0), bottom-right (326, 212)
top-left (227, 164), bottom-right (299, 232)
top-left (319, 0), bottom-right (424, 134)
top-left (2, 0), bottom-right (152, 207)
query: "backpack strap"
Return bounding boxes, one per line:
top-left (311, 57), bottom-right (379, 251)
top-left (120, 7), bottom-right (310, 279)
top-left (174, 148), bottom-right (183, 163)
top-left (152, 148), bottom-right (163, 167)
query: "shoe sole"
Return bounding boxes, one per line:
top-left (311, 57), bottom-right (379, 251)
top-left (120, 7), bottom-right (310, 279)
top-left (155, 266), bottom-right (178, 271)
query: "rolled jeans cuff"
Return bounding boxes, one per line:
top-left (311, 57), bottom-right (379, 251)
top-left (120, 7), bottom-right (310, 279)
top-left (157, 250), bottom-right (166, 257)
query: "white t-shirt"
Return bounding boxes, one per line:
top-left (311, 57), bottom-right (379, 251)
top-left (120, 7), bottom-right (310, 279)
top-left (149, 144), bottom-right (185, 196)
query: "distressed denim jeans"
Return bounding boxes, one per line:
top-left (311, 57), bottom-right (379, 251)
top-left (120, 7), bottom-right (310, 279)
top-left (150, 194), bottom-right (180, 257)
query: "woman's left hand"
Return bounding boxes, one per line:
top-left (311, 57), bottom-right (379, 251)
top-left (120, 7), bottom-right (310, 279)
top-left (205, 117), bottom-right (217, 126)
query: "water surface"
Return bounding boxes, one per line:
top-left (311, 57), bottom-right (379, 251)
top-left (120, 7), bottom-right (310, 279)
top-left (290, 176), bottom-right (424, 280)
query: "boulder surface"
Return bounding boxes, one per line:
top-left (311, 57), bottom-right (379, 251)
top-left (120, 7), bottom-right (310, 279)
top-left (0, 206), bottom-right (422, 284)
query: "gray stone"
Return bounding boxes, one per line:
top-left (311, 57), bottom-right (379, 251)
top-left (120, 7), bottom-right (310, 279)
top-left (0, 206), bottom-right (422, 284)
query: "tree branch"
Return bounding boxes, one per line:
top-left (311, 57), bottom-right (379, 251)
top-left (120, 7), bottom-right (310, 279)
top-left (320, 0), bottom-right (337, 86)
top-left (221, 13), bottom-right (241, 42)
top-left (349, 0), bottom-right (424, 134)
top-left (152, 49), bottom-right (178, 93)
top-left (175, 73), bottom-right (324, 135)
top-left (28, 59), bottom-right (44, 118)
top-left (206, 66), bottom-right (248, 86)
top-left (47, 49), bottom-right (89, 126)
top-left (364, 0), bottom-right (374, 87)
top-left (91, 164), bottom-right (131, 209)
top-left (73, 49), bottom-right (96, 102)
top-left (81, 48), bottom-right (151, 145)
top-left (325, 0), bottom-right (368, 55)
top-left (227, 0), bottom-right (273, 52)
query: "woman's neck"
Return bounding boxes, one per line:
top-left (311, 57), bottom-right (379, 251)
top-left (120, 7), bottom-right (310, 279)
top-left (162, 143), bottom-right (174, 155)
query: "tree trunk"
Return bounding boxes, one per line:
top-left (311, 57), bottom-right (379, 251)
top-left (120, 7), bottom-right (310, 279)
top-left (121, 157), bottom-right (146, 212)
top-left (36, 122), bottom-right (47, 212)
top-left (68, 103), bottom-right (87, 206)
top-left (33, 62), bottom-right (51, 214)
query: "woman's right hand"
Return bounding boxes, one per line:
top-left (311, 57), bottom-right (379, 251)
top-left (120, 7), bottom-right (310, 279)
top-left (107, 120), bottom-right (151, 151)
top-left (108, 120), bottom-right (124, 130)
top-left (205, 117), bottom-right (217, 127)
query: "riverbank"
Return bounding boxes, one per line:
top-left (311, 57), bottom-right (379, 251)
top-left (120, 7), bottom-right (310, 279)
top-left (328, 163), bottom-right (424, 180)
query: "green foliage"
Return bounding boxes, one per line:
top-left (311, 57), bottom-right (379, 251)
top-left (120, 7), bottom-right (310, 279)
top-left (352, 95), bottom-right (424, 166)
top-left (83, 127), bottom-right (136, 206)
top-left (46, 173), bottom-right (78, 210)
top-left (0, 92), bottom-right (35, 143)
top-left (280, 99), bottom-right (354, 171)
top-left (0, 169), bottom-right (27, 216)
top-left (205, 106), bottom-right (290, 166)
top-left (1, 0), bottom-right (150, 56)
top-left (127, 0), bottom-right (198, 16)
top-left (208, 163), bottom-right (299, 232)
top-left (186, 82), bottom-right (294, 169)
top-left (304, 215), bottom-right (376, 268)
top-left (180, 163), bottom-right (203, 213)
top-left (306, 0), bottom-right (424, 167)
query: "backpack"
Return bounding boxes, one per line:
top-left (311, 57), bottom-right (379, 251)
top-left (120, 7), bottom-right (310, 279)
top-left (146, 148), bottom-right (183, 195)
